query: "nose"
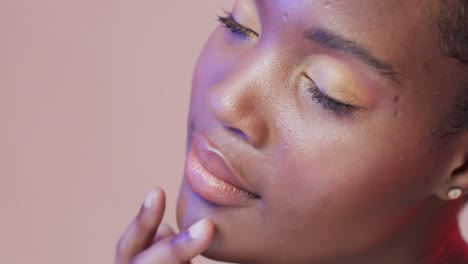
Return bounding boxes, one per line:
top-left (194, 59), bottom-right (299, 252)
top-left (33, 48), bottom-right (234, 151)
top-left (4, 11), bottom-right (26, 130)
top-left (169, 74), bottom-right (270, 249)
top-left (206, 77), bottom-right (269, 148)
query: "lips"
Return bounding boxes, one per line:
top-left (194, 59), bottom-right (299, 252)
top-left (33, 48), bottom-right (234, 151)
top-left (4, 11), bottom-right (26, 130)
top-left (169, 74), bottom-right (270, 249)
top-left (184, 133), bottom-right (259, 206)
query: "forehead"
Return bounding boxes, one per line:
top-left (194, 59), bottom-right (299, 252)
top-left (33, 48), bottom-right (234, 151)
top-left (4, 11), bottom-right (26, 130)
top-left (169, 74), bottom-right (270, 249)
top-left (257, 0), bottom-right (433, 17)
top-left (257, 0), bottom-right (435, 34)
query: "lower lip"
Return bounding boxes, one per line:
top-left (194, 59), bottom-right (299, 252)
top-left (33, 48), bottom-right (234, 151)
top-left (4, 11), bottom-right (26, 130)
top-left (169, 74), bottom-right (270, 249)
top-left (184, 147), bottom-right (257, 206)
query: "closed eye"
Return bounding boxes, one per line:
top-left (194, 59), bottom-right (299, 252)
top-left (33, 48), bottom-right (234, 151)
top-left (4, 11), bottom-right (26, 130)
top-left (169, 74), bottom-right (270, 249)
top-left (308, 87), bottom-right (359, 116)
top-left (217, 12), bottom-right (259, 39)
top-left (303, 74), bottom-right (362, 116)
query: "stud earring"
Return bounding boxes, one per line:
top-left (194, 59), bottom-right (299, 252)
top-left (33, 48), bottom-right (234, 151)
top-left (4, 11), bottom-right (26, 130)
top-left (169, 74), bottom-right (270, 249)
top-left (447, 187), bottom-right (463, 200)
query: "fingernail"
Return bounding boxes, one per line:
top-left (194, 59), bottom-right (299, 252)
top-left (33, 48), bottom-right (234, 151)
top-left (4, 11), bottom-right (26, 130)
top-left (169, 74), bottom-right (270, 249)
top-left (144, 189), bottom-right (159, 209)
top-left (188, 219), bottom-right (207, 240)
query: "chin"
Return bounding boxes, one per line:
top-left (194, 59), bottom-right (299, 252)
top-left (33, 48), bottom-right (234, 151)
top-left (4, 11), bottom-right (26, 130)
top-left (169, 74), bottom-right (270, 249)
top-left (176, 180), bottom-right (270, 264)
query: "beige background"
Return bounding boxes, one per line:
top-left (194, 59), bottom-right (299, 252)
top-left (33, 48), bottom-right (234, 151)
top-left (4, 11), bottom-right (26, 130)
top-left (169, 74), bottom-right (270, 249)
top-left (0, 1), bottom-right (466, 264)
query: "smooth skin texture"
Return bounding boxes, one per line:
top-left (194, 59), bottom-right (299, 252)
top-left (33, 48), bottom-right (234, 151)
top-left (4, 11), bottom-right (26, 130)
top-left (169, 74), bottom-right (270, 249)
top-left (116, 0), bottom-right (468, 263)
top-left (115, 188), bottom-right (216, 264)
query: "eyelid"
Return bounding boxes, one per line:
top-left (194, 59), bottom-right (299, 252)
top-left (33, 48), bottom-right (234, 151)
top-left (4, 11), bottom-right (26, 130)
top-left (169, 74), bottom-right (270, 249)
top-left (302, 73), bottom-right (364, 115)
top-left (304, 55), bottom-right (379, 109)
top-left (302, 73), bottom-right (350, 106)
top-left (230, 0), bottom-right (261, 33)
top-left (219, 11), bottom-right (259, 38)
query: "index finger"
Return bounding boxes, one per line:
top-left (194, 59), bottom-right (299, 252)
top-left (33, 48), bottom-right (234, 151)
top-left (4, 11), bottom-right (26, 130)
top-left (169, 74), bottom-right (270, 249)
top-left (115, 188), bottom-right (166, 264)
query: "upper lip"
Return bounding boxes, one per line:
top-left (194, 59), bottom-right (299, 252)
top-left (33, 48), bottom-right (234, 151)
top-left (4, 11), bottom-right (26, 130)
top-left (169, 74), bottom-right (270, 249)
top-left (192, 132), bottom-right (259, 197)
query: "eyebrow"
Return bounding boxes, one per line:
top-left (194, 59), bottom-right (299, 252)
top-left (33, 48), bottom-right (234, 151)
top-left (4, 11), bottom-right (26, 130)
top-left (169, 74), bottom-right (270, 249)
top-left (304, 28), bottom-right (401, 85)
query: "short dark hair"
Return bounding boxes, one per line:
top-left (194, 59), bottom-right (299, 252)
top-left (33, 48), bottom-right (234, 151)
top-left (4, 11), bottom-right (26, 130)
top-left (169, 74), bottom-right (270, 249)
top-left (438, 0), bottom-right (468, 63)
top-left (437, 0), bottom-right (468, 134)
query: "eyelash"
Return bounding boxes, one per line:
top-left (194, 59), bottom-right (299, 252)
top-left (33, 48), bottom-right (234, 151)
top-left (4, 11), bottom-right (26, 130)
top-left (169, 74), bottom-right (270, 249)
top-left (304, 75), bottom-right (360, 116)
top-left (217, 12), bottom-right (259, 39)
top-left (218, 14), bottom-right (357, 116)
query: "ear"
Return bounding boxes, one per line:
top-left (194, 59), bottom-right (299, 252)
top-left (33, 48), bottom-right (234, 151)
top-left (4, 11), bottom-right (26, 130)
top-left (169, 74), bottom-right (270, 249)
top-left (434, 133), bottom-right (468, 201)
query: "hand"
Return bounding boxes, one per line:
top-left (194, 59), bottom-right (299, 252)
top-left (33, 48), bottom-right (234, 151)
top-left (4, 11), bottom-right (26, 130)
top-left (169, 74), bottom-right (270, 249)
top-left (115, 188), bottom-right (216, 264)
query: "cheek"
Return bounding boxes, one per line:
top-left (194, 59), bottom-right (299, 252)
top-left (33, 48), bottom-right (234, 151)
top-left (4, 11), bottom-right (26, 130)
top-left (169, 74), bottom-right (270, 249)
top-left (258, 125), bottom-right (438, 252)
top-left (191, 27), bottom-right (240, 93)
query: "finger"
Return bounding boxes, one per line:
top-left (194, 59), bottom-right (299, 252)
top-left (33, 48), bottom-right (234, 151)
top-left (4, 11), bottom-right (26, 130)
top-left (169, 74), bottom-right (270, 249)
top-left (132, 218), bottom-right (216, 264)
top-left (116, 188), bottom-right (166, 264)
top-left (153, 223), bottom-right (176, 243)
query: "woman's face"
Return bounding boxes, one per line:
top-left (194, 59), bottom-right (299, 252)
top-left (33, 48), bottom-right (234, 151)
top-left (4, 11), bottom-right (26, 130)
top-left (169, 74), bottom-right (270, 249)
top-left (177, 0), bottom-right (463, 263)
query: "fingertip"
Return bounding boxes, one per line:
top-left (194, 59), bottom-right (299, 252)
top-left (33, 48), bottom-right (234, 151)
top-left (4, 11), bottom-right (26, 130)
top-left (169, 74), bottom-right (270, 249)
top-left (133, 187), bottom-right (167, 239)
top-left (188, 219), bottom-right (216, 257)
top-left (202, 218), bottom-right (216, 240)
top-left (115, 188), bottom-right (167, 263)
top-left (143, 187), bottom-right (165, 210)
top-left (188, 219), bottom-right (211, 240)
top-left (133, 219), bottom-right (216, 263)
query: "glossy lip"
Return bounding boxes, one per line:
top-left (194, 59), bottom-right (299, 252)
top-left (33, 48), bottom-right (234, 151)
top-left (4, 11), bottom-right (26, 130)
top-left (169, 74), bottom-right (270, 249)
top-left (184, 133), bottom-right (260, 206)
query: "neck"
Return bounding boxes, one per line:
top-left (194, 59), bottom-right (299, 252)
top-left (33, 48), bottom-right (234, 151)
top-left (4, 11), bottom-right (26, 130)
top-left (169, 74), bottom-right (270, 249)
top-left (326, 197), bottom-right (468, 264)
top-left (423, 198), bottom-right (468, 264)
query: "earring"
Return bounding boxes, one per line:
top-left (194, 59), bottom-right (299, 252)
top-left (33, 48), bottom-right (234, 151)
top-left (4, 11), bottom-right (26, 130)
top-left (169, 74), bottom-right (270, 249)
top-left (447, 187), bottom-right (463, 200)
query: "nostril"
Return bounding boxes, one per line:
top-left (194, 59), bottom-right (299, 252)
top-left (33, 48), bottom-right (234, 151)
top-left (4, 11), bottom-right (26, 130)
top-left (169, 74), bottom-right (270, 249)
top-left (227, 127), bottom-right (250, 142)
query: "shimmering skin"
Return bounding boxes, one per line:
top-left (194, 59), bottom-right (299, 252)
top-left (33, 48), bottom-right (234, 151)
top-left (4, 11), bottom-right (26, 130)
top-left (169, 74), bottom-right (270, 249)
top-left (176, 1), bottom-right (468, 263)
